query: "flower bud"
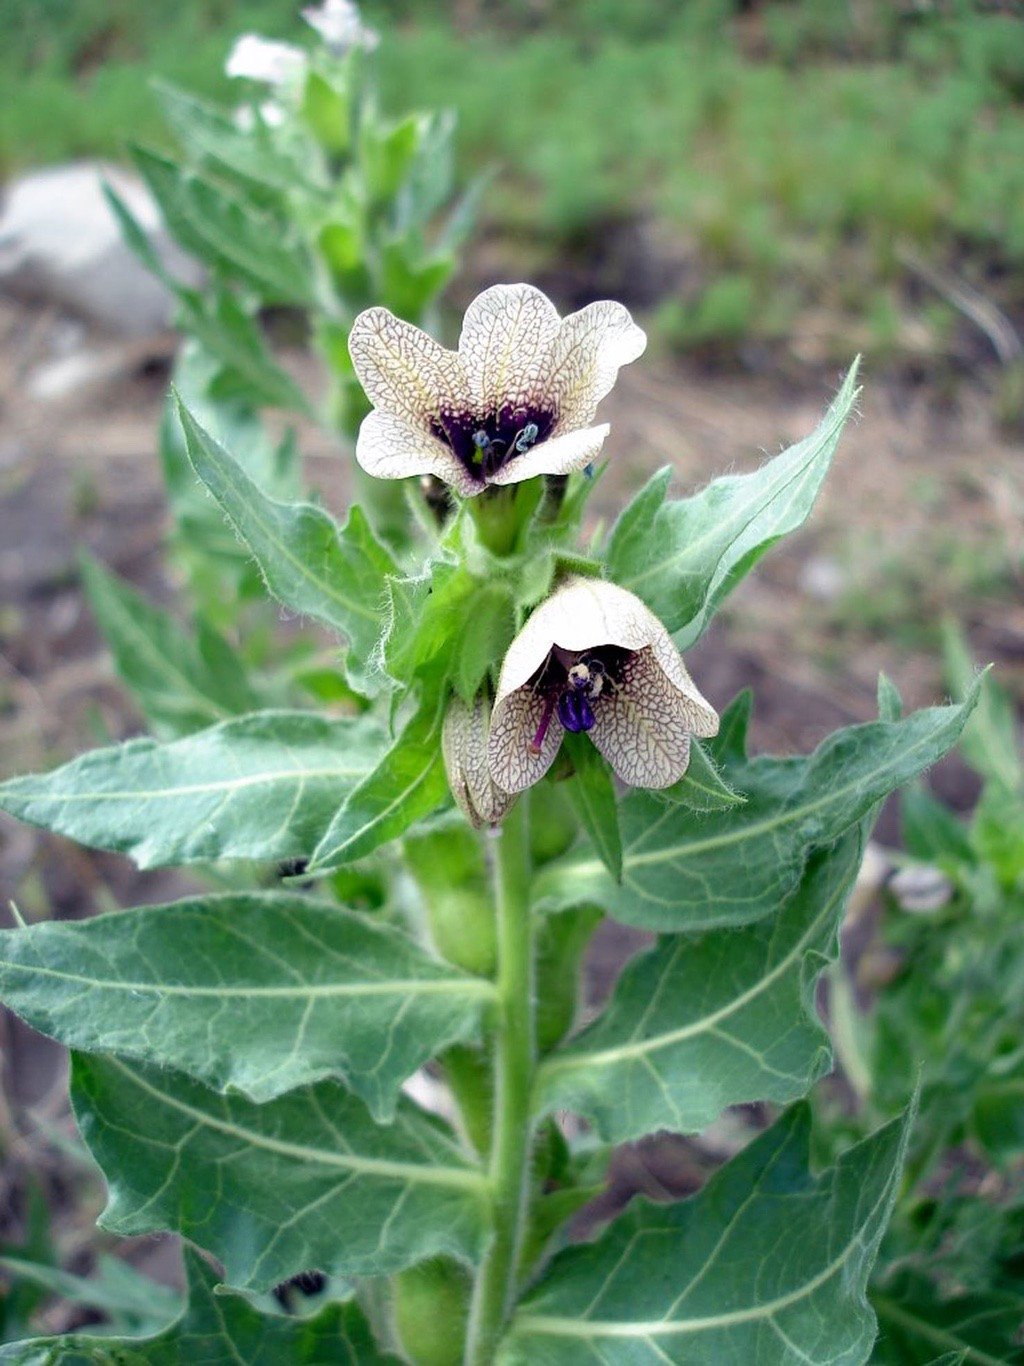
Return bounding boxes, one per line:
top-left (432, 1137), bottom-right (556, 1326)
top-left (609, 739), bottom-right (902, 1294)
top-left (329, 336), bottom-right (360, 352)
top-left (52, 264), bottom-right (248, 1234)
top-left (442, 693), bottom-right (516, 829)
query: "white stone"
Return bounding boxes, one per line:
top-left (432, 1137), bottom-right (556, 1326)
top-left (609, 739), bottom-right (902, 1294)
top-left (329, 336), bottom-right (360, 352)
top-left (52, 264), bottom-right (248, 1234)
top-left (0, 162), bottom-right (201, 336)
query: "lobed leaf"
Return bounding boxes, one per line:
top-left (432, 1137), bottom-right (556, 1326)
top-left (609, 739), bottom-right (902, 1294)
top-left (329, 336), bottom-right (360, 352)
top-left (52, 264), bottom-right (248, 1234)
top-left (178, 399), bottom-right (397, 692)
top-left (536, 828), bottom-right (864, 1142)
top-left (71, 1054), bottom-right (487, 1291)
top-left (104, 185), bottom-right (313, 414)
top-left (606, 360), bottom-right (859, 644)
top-left (0, 1245), bottom-right (398, 1364)
top-left (499, 1103), bottom-right (910, 1365)
top-left (0, 711), bottom-right (385, 869)
top-left (534, 690), bottom-right (977, 931)
top-left (0, 892), bottom-right (492, 1118)
top-left (80, 552), bottom-right (259, 737)
top-left (132, 146), bottom-right (317, 305)
top-left (310, 701), bottom-right (449, 870)
top-left (155, 80), bottom-right (319, 195)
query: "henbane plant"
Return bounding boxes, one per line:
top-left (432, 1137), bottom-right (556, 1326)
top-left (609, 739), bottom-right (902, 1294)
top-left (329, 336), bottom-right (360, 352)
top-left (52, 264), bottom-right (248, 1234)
top-left (0, 271), bottom-right (980, 1362)
top-left (0, 10), bottom-right (984, 1360)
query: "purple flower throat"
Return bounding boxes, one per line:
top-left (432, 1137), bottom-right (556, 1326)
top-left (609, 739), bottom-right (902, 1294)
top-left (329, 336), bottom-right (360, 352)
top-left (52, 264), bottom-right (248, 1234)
top-left (527, 645), bottom-right (630, 754)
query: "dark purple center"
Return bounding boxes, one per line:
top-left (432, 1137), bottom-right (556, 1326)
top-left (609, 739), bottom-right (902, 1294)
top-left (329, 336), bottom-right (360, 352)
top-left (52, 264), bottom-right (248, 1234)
top-left (527, 645), bottom-right (631, 754)
top-left (431, 402), bottom-right (557, 482)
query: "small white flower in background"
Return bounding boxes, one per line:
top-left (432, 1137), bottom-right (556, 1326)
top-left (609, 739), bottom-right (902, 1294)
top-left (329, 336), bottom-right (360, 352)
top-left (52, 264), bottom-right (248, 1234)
top-left (488, 576), bottom-right (718, 794)
top-left (442, 694), bottom-right (516, 829)
top-left (348, 283), bottom-right (646, 497)
top-left (889, 864), bottom-right (954, 914)
top-left (225, 33), bottom-right (307, 85)
top-left (302, 0), bottom-right (380, 53)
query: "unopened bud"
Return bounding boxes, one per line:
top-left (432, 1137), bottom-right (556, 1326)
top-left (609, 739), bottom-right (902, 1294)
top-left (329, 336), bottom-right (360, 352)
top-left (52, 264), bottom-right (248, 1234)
top-left (442, 694), bottom-right (516, 829)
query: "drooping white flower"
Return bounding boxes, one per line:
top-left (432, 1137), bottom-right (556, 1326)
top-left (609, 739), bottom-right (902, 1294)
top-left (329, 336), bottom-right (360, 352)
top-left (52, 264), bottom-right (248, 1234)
top-left (225, 34), bottom-right (307, 85)
top-left (348, 283), bottom-right (646, 498)
top-left (442, 694), bottom-right (516, 829)
top-left (488, 577), bottom-right (718, 793)
top-left (302, 0), bottom-right (380, 53)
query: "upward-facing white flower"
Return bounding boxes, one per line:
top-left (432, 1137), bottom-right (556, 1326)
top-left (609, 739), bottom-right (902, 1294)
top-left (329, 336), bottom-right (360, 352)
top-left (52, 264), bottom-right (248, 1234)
top-left (347, 284), bottom-right (646, 498)
top-left (488, 577), bottom-right (718, 793)
top-left (302, 0), bottom-right (380, 53)
top-left (225, 34), bottom-right (307, 85)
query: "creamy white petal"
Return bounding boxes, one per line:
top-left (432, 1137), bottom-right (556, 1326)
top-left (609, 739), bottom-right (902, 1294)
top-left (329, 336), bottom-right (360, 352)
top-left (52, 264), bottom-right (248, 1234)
top-left (547, 300), bottom-right (647, 433)
top-left (495, 576), bottom-right (661, 703)
top-left (488, 687), bottom-right (564, 795)
top-left (486, 423), bottom-right (609, 487)
top-left (443, 695), bottom-right (516, 827)
top-left (589, 648), bottom-right (693, 788)
top-left (458, 283), bottom-right (561, 418)
top-left (356, 410), bottom-right (482, 497)
top-left (650, 634), bottom-right (719, 737)
top-left (225, 34), bottom-right (306, 84)
top-left (349, 307), bottom-right (470, 433)
top-left (302, 0), bottom-right (379, 51)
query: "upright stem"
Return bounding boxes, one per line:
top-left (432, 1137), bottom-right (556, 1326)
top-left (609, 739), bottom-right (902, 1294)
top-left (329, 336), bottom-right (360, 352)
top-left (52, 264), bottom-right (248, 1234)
top-left (464, 798), bottom-right (534, 1365)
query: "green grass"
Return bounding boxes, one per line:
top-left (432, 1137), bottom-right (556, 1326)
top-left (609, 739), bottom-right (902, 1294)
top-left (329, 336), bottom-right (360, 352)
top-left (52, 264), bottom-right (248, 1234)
top-left (4, 1), bottom-right (1024, 355)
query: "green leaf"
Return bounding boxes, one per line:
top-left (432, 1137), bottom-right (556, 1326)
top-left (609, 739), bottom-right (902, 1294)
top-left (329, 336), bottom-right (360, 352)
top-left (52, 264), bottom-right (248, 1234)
top-left (71, 1054), bottom-right (486, 1290)
top-left (0, 1253), bottom-right (180, 1334)
top-left (709, 688), bottom-right (753, 765)
top-left (380, 238), bottom-right (454, 323)
top-left (362, 113), bottom-right (424, 204)
top-left (104, 184), bottom-right (314, 414)
top-left (942, 622), bottom-right (1021, 791)
top-left (534, 690), bottom-right (976, 931)
top-left (132, 146), bottom-right (316, 305)
top-left (454, 582), bottom-right (516, 704)
top-left (563, 734), bottom-right (622, 882)
top-left (177, 398), bottom-right (398, 690)
top-left (535, 829), bottom-right (863, 1142)
top-left (310, 701), bottom-right (449, 870)
top-left (606, 360), bottom-right (859, 643)
top-left (0, 892), bottom-right (491, 1117)
top-left (0, 1245), bottom-right (399, 1364)
top-left (658, 738), bottom-right (745, 812)
top-left (155, 80), bottom-right (316, 195)
top-left (872, 1270), bottom-right (1024, 1365)
top-left (970, 1079), bottom-right (1024, 1163)
top-left (160, 343), bottom-right (301, 600)
top-left (0, 711), bottom-right (384, 869)
top-left (971, 780), bottom-right (1024, 887)
top-left (499, 1102), bottom-right (910, 1365)
top-left (300, 68), bottom-right (351, 154)
top-left (184, 285), bottom-right (315, 413)
top-left (901, 782), bottom-right (976, 867)
top-left (80, 552), bottom-right (259, 737)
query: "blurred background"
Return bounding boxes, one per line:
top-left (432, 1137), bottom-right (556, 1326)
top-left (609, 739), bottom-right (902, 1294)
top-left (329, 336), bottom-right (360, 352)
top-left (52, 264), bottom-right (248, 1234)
top-left (1, 0), bottom-right (1022, 1347)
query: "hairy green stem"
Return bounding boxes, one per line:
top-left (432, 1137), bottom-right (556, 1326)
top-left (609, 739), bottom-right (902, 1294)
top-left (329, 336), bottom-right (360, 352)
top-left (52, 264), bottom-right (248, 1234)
top-left (464, 798), bottom-right (534, 1364)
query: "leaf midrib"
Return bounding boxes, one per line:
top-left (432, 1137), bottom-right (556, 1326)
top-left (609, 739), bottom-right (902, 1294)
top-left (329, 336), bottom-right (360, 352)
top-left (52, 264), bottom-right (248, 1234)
top-left (93, 1057), bottom-right (485, 1193)
top-left (561, 713), bottom-right (954, 886)
top-left (0, 958), bottom-right (495, 1001)
top-left (5, 763), bottom-right (367, 805)
top-left (510, 1163), bottom-right (890, 1340)
top-left (538, 850), bottom-right (847, 1077)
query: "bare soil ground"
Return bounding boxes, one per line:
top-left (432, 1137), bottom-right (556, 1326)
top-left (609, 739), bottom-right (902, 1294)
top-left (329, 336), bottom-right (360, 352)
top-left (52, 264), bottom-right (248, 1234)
top-left (1, 288), bottom-right (1021, 1315)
